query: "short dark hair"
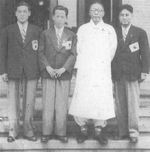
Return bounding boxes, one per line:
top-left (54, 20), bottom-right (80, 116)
top-left (15, 1), bottom-right (31, 11)
top-left (119, 4), bottom-right (133, 14)
top-left (89, 0), bottom-right (104, 11)
top-left (53, 5), bottom-right (68, 17)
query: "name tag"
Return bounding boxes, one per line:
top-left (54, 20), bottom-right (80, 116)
top-left (62, 41), bottom-right (72, 50)
top-left (129, 42), bottom-right (139, 53)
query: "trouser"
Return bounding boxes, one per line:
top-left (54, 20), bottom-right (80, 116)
top-left (8, 78), bottom-right (37, 137)
top-left (114, 79), bottom-right (139, 138)
top-left (74, 116), bottom-right (107, 128)
top-left (42, 79), bottom-right (70, 136)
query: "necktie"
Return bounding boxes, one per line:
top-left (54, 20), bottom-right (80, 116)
top-left (21, 26), bottom-right (26, 43)
top-left (122, 29), bottom-right (127, 41)
top-left (56, 31), bottom-right (61, 48)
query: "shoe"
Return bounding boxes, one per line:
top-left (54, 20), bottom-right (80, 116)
top-left (41, 135), bottom-right (49, 143)
top-left (76, 133), bottom-right (88, 143)
top-left (76, 125), bottom-right (88, 143)
top-left (23, 135), bottom-right (37, 141)
top-left (41, 135), bottom-right (53, 143)
top-left (7, 136), bottom-right (15, 142)
top-left (56, 136), bottom-right (68, 143)
top-left (130, 136), bottom-right (138, 143)
top-left (94, 126), bottom-right (108, 145)
top-left (80, 125), bottom-right (88, 135)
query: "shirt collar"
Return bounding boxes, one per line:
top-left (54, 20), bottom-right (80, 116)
top-left (90, 19), bottom-right (104, 29)
top-left (17, 21), bottom-right (28, 32)
top-left (54, 26), bottom-right (64, 36)
top-left (121, 24), bottom-right (131, 34)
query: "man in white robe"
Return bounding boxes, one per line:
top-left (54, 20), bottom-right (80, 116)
top-left (69, 2), bottom-right (117, 144)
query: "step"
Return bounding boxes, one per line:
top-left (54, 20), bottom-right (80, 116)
top-left (0, 117), bottom-right (150, 134)
top-left (1, 135), bottom-right (150, 152)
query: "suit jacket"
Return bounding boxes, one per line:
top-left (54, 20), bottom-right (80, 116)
top-left (0, 23), bottom-right (41, 79)
top-left (39, 26), bottom-right (77, 80)
top-left (112, 25), bottom-right (150, 81)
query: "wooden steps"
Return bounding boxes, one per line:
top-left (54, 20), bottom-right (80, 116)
top-left (0, 78), bottom-right (150, 151)
top-left (1, 135), bottom-right (150, 152)
top-left (0, 92), bottom-right (150, 133)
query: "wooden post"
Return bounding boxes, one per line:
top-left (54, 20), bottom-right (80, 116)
top-left (0, 0), bottom-right (8, 29)
top-left (112, 0), bottom-right (122, 27)
top-left (48, 0), bottom-right (58, 27)
top-left (77, 0), bottom-right (85, 26)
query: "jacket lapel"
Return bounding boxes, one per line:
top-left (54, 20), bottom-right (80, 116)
top-left (117, 26), bottom-right (125, 51)
top-left (24, 24), bottom-right (33, 47)
top-left (117, 25), bottom-right (134, 52)
top-left (14, 23), bottom-right (23, 46)
top-left (124, 25), bottom-right (134, 45)
top-left (59, 28), bottom-right (68, 50)
top-left (50, 27), bottom-right (69, 52)
top-left (50, 27), bottom-right (60, 52)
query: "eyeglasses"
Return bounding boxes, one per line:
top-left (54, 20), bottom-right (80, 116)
top-left (90, 9), bottom-right (104, 13)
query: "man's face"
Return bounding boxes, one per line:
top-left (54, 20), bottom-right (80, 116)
top-left (89, 3), bottom-right (105, 24)
top-left (53, 10), bottom-right (67, 28)
top-left (119, 9), bottom-right (132, 27)
top-left (15, 5), bottom-right (31, 24)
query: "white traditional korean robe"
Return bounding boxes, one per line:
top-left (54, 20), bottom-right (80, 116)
top-left (69, 20), bottom-right (117, 120)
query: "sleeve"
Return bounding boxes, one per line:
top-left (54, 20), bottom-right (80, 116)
top-left (38, 31), bottom-right (50, 71)
top-left (63, 33), bottom-right (77, 73)
top-left (139, 29), bottom-right (150, 73)
top-left (0, 28), bottom-right (8, 75)
top-left (109, 26), bottom-right (117, 61)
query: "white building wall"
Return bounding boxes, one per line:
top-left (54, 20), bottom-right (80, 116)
top-left (58, 0), bottom-right (77, 27)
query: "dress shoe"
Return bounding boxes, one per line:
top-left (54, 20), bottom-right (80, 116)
top-left (41, 135), bottom-right (49, 143)
top-left (76, 133), bottom-right (88, 143)
top-left (56, 136), bottom-right (68, 143)
top-left (80, 125), bottom-right (88, 135)
top-left (76, 125), bottom-right (88, 143)
top-left (23, 135), bottom-right (37, 141)
top-left (7, 136), bottom-right (15, 142)
top-left (41, 135), bottom-right (53, 143)
top-left (130, 136), bottom-right (138, 143)
top-left (94, 126), bottom-right (108, 145)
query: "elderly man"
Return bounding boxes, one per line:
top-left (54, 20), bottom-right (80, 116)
top-left (112, 4), bottom-right (150, 143)
top-left (69, 1), bottom-right (117, 145)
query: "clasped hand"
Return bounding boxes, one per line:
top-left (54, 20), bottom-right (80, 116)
top-left (46, 66), bottom-right (66, 78)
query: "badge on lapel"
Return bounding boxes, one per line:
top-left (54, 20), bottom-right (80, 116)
top-left (62, 40), bottom-right (72, 50)
top-left (32, 40), bottom-right (38, 51)
top-left (129, 42), bottom-right (139, 53)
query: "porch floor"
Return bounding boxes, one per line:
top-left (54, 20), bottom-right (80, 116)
top-left (0, 134), bottom-right (150, 152)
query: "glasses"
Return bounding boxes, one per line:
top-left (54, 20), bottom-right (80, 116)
top-left (90, 9), bottom-right (104, 13)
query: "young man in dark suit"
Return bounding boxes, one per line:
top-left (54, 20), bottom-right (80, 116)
top-left (39, 5), bottom-right (77, 143)
top-left (112, 4), bottom-right (150, 143)
top-left (0, 1), bottom-right (41, 142)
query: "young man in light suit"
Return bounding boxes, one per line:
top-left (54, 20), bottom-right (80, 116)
top-left (0, 1), bottom-right (41, 142)
top-left (39, 5), bottom-right (77, 143)
top-left (112, 4), bottom-right (150, 143)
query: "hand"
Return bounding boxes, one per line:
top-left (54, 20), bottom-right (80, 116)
top-left (139, 73), bottom-right (147, 82)
top-left (1, 73), bottom-right (8, 82)
top-left (46, 66), bottom-right (56, 78)
top-left (55, 68), bottom-right (66, 78)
